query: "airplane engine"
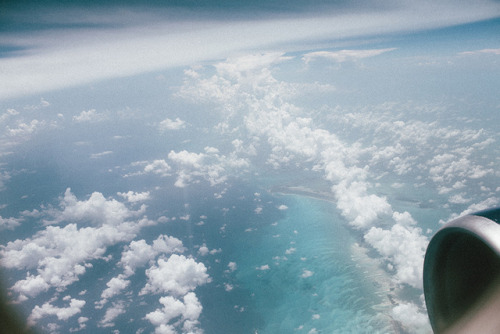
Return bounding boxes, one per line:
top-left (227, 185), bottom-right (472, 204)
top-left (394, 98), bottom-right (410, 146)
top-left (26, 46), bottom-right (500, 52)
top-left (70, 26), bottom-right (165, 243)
top-left (423, 208), bottom-right (500, 333)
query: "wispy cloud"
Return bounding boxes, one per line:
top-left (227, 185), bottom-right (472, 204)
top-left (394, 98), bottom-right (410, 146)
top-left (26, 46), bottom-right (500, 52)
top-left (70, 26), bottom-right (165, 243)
top-left (459, 48), bottom-right (500, 55)
top-left (302, 48), bottom-right (396, 64)
top-left (1, 1), bottom-right (499, 100)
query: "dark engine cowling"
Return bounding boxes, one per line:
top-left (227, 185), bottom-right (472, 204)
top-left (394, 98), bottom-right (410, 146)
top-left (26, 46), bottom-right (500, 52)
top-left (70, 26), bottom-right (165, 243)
top-left (423, 208), bottom-right (500, 333)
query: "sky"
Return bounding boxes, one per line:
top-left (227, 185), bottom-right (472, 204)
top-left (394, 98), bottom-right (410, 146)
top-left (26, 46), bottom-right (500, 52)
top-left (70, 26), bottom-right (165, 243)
top-left (0, 1), bottom-right (500, 334)
top-left (1, 0), bottom-right (500, 100)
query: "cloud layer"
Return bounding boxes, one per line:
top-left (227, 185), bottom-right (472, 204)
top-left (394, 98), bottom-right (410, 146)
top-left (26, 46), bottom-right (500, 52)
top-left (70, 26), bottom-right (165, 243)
top-left (1, 1), bottom-right (500, 99)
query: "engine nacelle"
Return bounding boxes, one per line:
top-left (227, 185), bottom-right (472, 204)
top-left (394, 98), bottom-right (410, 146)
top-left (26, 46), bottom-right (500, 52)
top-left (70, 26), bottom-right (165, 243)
top-left (423, 208), bottom-right (500, 333)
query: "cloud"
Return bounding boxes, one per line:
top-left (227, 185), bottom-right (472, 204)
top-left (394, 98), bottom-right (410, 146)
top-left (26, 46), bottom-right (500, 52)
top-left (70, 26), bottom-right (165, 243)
top-left (168, 150), bottom-right (205, 169)
top-left (0, 215), bottom-right (22, 230)
top-left (99, 301), bottom-right (126, 328)
top-left (96, 275), bottom-right (130, 309)
top-left (302, 48), bottom-right (396, 64)
top-left (167, 148), bottom-right (249, 188)
top-left (256, 264), bottom-right (270, 271)
top-left (301, 269), bottom-right (314, 278)
top-left (364, 212), bottom-right (429, 289)
top-left (70, 316), bottom-right (89, 332)
top-left (227, 262), bottom-right (237, 272)
top-left (174, 53), bottom-right (451, 333)
top-left (117, 190), bottom-right (151, 203)
top-left (7, 119), bottom-right (43, 137)
top-left (460, 48), bottom-right (500, 56)
top-left (140, 255), bottom-right (210, 297)
top-left (44, 188), bottom-right (147, 226)
top-left (90, 150), bottom-right (113, 159)
top-left (142, 160), bottom-right (172, 177)
top-left (442, 197), bottom-right (500, 223)
top-left (0, 188), bottom-right (155, 300)
top-left (119, 235), bottom-right (185, 277)
top-left (197, 243), bottom-right (221, 257)
top-left (145, 292), bottom-right (203, 334)
top-left (128, 147), bottom-right (249, 188)
top-left (137, 253), bottom-right (209, 333)
top-left (29, 297), bottom-right (85, 325)
top-left (159, 117), bottom-right (186, 131)
top-left (2, 1), bottom-right (500, 100)
top-left (72, 109), bottom-right (107, 123)
top-left (391, 302), bottom-right (430, 334)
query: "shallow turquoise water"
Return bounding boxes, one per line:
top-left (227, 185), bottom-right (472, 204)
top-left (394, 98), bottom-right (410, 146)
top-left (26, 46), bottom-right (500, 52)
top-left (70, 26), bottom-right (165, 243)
top-left (205, 192), bottom-right (396, 333)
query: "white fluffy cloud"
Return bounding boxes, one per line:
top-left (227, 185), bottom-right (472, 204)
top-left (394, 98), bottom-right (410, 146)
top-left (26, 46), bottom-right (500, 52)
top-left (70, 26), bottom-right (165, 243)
top-left (117, 190), bottom-right (151, 203)
top-left (364, 212), bottom-right (428, 289)
top-left (140, 255), bottom-right (210, 297)
top-left (99, 301), bottom-right (126, 328)
top-left (159, 117), bottom-right (186, 131)
top-left (119, 235), bottom-right (185, 277)
top-left (29, 297), bottom-right (86, 325)
top-left (142, 160), bottom-right (172, 177)
top-left (0, 188), bottom-right (155, 301)
top-left (145, 292), bottom-right (203, 334)
top-left (138, 253), bottom-right (209, 333)
top-left (96, 275), bottom-right (130, 309)
top-left (0, 215), bottom-right (22, 230)
top-left (391, 302), bottom-right (430, 334)
top-left (167, 148), bottom-right (249, 188)
top-left (72, 109), bottom-right (107, 122)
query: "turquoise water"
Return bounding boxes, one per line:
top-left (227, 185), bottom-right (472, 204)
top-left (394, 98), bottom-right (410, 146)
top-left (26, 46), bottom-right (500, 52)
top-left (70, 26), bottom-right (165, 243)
top-left (196, 191), bottom-right (396, 333)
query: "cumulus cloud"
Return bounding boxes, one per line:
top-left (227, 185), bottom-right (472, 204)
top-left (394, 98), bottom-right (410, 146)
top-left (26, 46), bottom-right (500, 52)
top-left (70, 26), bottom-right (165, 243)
top-left (117, 190), bottom-right (151, 203)
top-left (197, 243), bottom-right (221, 257)
top-left (44, 188), bottom-right (147, 226)
top-left (96, 275), bottom-right (130, 309)
top-left (0, 188), bottom-right (155, 300)
top-left (99, 301), bottom-right (126, 328)
top-left (119, 235), bottom-right (185, 277)
top-left (145, 292), bottom-right (203, 334)
top-left (29, 297), bottom-right (85, 325)
top-left (159, 117), bottom-right (186, 131)
top-left (7, 119), bottom-right (43, 137)
top-left (364, 212), bottom-right (429, 289)
top-left (391, 302), bottom-right (430, 334)
top-left (227, 262), bottom-right (237, 272)
top-left (140, 255), bottom-right (210, 297)
top-left (143, 160), bottom-right (172, 177)
top-left (167, 148), bottom-right (249, 188)
top-left (70, 316), bottom-right (89, 332)
top-left (0, 215), bottom-right (22, 230)
top-left (72, 109), bottom-right (106, 122)
top-left (442, 197), bottom-right (500, 223)
top-left (301, 270), bottom-right (314, 278)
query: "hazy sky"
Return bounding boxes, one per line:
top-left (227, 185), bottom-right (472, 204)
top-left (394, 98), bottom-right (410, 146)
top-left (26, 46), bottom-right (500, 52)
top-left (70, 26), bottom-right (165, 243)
top-left (1, 0), bottom-right (500, 100)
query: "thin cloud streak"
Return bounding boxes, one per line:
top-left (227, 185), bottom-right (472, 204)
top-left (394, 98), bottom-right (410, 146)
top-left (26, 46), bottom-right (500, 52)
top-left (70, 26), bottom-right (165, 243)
top-left (0, 1), bottom-right (499, 100)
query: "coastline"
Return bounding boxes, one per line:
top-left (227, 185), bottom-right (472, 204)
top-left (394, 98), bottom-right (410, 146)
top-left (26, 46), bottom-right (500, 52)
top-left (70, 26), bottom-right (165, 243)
top-left (270, 185), bottom-right (337, 203)
top-left (269, 184), bottom-right (419, 333)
